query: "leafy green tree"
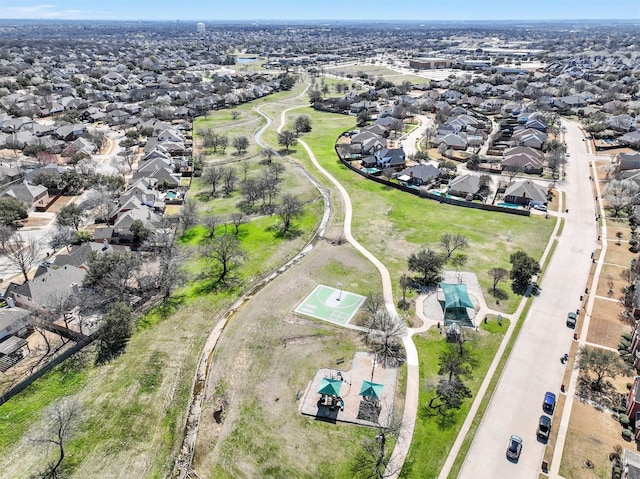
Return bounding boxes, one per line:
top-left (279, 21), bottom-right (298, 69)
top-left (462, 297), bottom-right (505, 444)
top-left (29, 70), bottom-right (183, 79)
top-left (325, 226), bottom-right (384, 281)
top-left (279, 74), bottom-right (295, 90)
top-left (56, 203), bottom-right (85, 231)
top-left (294, 115), bottom-right (312, 135)
top-left (0, 197), bottom-right (28, 226)
top-left (509, 250), bottom-right (541, 293)
top-left (95, 301), bottom-right (134, 363)
top-left (277, 130), bottom-right (297, 153)
top-left (407, 248), bottom-right (445, 285)
top-left (130, 219), bottom-right (151, 244)
top-left (308, 89), bottom-right (322, 105)
top-left (32, 170), bottom-right (61, 190)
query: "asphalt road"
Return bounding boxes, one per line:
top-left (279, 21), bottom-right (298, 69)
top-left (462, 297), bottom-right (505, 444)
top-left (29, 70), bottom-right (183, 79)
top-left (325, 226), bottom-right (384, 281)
top-left (458, 120), bottom-right (597, 478)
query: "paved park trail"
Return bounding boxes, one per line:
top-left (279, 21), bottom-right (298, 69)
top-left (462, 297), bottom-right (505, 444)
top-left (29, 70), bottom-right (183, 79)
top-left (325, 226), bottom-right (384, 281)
top-left (297, 136), bottom-right (419, 478)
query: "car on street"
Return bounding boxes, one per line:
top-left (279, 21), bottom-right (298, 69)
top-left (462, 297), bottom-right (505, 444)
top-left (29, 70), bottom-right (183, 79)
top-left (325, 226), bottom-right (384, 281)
top-left (506, 435), bottom-right (523, 460)
top-left (567, 311), bottom-right (577, 327)
top-left (543, 392), bottom-right (556, 414)
top-left (536, 415), bottom-right (552, 440)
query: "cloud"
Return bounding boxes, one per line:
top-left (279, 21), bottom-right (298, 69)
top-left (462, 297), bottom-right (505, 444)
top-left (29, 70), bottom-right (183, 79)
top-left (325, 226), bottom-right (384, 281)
top-left (0, 4), bottom-right (111, 19)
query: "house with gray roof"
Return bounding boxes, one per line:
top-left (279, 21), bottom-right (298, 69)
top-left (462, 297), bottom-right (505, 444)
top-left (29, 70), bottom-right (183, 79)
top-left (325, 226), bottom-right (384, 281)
top-left (0, 182), bottom-right (48, 210)
top-left (448, 173), bottom-right (480, 199)
top-left (504, 180), bottom-right (548, 205)
top-left (4, 265), bottom-right (85, 310)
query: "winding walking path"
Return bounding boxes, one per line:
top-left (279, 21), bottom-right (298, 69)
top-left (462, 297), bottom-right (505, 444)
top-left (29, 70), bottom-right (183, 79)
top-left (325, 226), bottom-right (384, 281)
top-left (296, 136), bottom-right (418, 478)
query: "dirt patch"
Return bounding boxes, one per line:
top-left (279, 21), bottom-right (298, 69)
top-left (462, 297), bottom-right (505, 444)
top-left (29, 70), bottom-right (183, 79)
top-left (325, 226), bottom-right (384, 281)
top-left (603, 247), bottom-right (635, 269)
top-left (191, 240), bottom-right (386, 477)
top-left (606, 222), bottom-right (631, 243)
top-left (46, 195), bottom-right (78, 214)
top-left (560, 400), bottom-right (626, 479)
top-left (595, 264), bottom-right (629, 298)
top-left (587, 298), bottom-right (631, 349)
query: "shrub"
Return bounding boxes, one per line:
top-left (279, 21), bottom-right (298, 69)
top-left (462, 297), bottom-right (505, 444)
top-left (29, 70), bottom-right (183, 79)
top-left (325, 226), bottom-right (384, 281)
top-left (620, 414), bottom-right (630, 426)
top-left (628, 382), bottom-right (634, 390)
top-left (622, 429), bottom-right (633, 441)
top-left (622, 332), bottom-right (633, 341)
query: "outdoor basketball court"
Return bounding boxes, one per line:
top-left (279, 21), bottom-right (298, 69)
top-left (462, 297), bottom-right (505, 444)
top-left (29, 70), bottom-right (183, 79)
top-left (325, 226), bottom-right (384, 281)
top-left (294, 285), bottom-right (365, 325)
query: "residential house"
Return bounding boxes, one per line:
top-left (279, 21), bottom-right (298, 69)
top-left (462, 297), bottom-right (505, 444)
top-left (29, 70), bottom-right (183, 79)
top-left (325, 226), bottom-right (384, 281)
top-left (447, 174), bottom-right (480, 199)
top-left (0, 182), bottom-right (49, 210)
top-left (374, 148), bottom-right (406, 170)
top-left (502, 147), bottom-right (545, 174)
top-left (511, 128), bottom-right (547, 149)
top-left (54, 124), bottom-right (86, 141)
top-left (627, 377), bottom-right (640, 440)
top-left (94, 204), bottom-right (162, 245)
top-left (4, 265), bottom-right (85, 310)
top-left (503, 180), bottom-right (548, 205)
top-left (434, 132), bottom-right (468, 151)
top-left (621, 449), bottom-right (640, 478)
top-left (0, 306), bottom-right (31, 341)
top-left (0, 306), bottom-right (31, 372)
top-left (395, 164), bottom-right (441, 186)
top-left (351, 131), bottom-right (386, 155)
top-left (618, 153), bottom-right (640, 172)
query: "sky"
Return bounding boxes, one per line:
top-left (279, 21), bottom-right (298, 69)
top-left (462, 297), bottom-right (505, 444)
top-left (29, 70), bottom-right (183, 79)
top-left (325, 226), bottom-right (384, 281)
top-left (0, 0), bottom-right (639, 21)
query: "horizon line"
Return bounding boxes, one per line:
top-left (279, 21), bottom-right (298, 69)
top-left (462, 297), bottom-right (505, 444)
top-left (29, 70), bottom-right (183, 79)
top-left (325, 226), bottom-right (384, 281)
top-left (1, 17), bottom-right (639, 22)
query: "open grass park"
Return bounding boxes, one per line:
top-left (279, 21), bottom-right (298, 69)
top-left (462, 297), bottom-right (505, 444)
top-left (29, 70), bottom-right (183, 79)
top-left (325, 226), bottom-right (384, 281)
top-left (0, 79), bottom-right (556, 478)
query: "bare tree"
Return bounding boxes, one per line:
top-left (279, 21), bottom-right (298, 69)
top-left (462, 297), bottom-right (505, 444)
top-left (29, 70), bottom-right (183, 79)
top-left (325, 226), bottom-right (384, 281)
top-left (201, 233), bottom-right (246, 285)
top-left (604, 179), bottom-right (640, 217)
top-left (439, 233), bottom-right (469, 262)
top-left (364, 292), bottom-right (385, 316)
top-left (156, 246), bottom-right (189, 300)
top-left (203, 215), bottom-right (220, 238)
top-left (232, 136), bottom-right (249, 155)
top-left (363, 310), bottom-right (407, 368)
top-left (178, 199), bottom-right (198, 232)
top-left (221, 167), bottom-right (238, 196)
top-left (277, 193), bottom-right (303, 235)
top-left (261, 147), bottom-right (276, 164)
top-left (399, 273), bottom-right (411, 306)
top-left (202, 166), bottom-right (223, 197)
top-left (229, 212), bottom-right (247, 236)
top-left (31, 398), bottom-right (82, 479)
top-left (1, 234), bottom-right (43, 282)
top-left (351, 410), bottom-right (404, 479)
top-left (487, 267), bottom-right (509, 292)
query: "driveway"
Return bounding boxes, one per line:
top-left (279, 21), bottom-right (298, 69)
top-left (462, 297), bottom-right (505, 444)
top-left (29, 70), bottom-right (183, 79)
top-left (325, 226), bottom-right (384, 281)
top-left (457, 120), bottom-right (597, 478)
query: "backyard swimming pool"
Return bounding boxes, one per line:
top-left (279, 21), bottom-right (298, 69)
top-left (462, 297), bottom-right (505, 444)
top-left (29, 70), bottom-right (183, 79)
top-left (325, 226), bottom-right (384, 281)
top-left (166, 191), bottom-right (177, 199)
top-left (497, 202), bottom-right (522, 209)
top-left (362, 167), bottom-right (380, 174)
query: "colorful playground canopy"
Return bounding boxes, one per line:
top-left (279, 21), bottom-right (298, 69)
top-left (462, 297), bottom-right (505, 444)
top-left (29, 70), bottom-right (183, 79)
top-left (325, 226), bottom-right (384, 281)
top-left (440, 283), bottom-right (474, 310)
top-left (359, 380), bottom-right (384, 400)
top-left (318, 377), bottom-right (343, 396)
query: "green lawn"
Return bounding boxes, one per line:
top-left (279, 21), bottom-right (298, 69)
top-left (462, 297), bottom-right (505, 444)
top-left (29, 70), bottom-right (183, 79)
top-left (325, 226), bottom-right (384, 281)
top-left (402, 325), bottom-right (507, 478)
top-left (288, 107), bottom-right (555, 314)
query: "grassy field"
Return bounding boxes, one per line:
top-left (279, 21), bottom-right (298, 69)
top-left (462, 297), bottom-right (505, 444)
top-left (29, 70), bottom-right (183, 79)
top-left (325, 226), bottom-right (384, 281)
top-left (289, 107), bottom-right (555, 314)
top-left (402, 323), bottom-right (508, 478)
top-left (192, 241), bottom-right (383, 479)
